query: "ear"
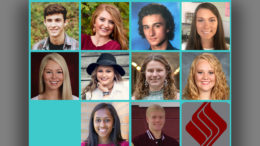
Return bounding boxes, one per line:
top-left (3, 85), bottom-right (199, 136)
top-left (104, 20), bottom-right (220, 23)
top-left (44, 19), bottom-right (47, 27)
top-left (64, 19), bottom-right (68, 27)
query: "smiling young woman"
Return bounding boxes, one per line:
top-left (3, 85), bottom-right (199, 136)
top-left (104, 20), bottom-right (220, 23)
top-left (81, 3), bottom-right (128, 50)
top-left (81, 53), bottom-right (129, 100)
top-left (185, 3), bottom-right (229, 50)
top-left (183, 53), bottom-right (229, 100)
top-left (81, 103), bottom-right (129, 146)
top-left (32, 53), bottom-right (78, 100)
top-left (133, 54), bottom-right (179, 100)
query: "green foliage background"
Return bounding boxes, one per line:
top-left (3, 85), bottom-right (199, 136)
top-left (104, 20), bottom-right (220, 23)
top-left (31, 2), bottom-right (79, 46)
top-left (81, 2), bottom-right (129, 39)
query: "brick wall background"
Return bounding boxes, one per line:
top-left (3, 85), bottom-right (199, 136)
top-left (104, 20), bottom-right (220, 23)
top-left (81, 102), bottom-right (129, 142)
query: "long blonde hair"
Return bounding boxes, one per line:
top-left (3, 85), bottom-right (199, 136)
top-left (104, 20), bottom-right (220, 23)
top-left (183, 53), bottom-right (229, 99)
top-left (133, 54), bottom-right (178, 100)
top-left (91, 3), bottom-right (128, 50)
top-left (39, 53), bottom-right (72, 99)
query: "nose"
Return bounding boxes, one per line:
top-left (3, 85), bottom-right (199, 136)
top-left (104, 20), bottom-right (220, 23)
top-left (51, 73), bottom-right (57, 79)
top-left (202, 73), bottom-right (209, 79)
top-left (149, 27), bottom-right (155, 36)
top-left (100, 120), bottom-right (105, 127)
top-left (104, 20), bottom-right (109, 27)
top-left (152, 71), bottom-right (158, 76)
top-left (203, 20), bottom-right (210, 28)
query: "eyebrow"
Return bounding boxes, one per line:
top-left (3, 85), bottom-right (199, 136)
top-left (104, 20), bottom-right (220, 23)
top-left (143, 22), bottom-right (163, 26)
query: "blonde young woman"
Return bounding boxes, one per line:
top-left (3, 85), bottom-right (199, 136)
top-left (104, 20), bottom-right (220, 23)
top-left (133, 54), bottom-right (179, 100)
top-left (32, 53), bottom-right (78, 100)
top-left (81, 53), bottom-right (129, 100)
top-left (184, 3), bottom-right (229, 50)
top-left (82, 3), bottom-right (128, 50)
top-left (183, 53), bottom-right (229, 100)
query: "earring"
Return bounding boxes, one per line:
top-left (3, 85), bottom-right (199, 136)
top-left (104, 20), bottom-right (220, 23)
top-left (164, 79), bottom-right (168, 86)
top-left (145, 80), bottom-right (149, 87)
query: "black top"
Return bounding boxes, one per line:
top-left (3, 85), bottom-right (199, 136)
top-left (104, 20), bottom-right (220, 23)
top-left (133, 130), bottom-right (179, 146)
top-left (49, 38), bottom-right (64, 50)
top-left (149, 42), bottom-right (178, 50)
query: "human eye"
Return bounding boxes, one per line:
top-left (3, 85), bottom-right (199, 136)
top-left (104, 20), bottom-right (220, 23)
top-left (104, 119), bottom-right (111, 123)
top-left (98, 69), bottom-right (103, 73)
top-left (197, 71), bottom-right (203, 74)
top-left (143, 25), bottom-right (149, 30)
top-left (57, 70), bottom-right (63, 74)
top-left (209, 18), bottom-right (216, 22)
top-left (99, 17), bottom-right (105, 22)
top-left (95, 118), bottom-right (101, 123)
top-left (154, 24), bottom-right (161, 28)
top-left (55, 18), bottom-right (62, 23)
top-left (197, 18), bottom-right (204, 22)
top-left (209, 71), bottom-right (214, 75)
top-left (46, 19), bottom-right (52, 23)
top-left (109, 20), bottom-right (114, 25)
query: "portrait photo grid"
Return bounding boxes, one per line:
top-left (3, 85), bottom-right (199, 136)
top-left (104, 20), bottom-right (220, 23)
top-left (28, 0), bottom-right (232, 146)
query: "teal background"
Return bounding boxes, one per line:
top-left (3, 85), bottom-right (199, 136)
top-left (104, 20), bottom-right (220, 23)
top-left (29, 101), bottom-right (81, 146)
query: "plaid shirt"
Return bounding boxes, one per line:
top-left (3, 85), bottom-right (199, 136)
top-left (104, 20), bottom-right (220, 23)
top-left (32, 33), bottom-right (79, 50)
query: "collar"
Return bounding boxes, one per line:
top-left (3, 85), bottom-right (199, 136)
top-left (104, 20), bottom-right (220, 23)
top-left (149, 42), bottom-right (176, 50)
top-left (146, 129), bottom-right (165, 141)
top-left (42, 33), bottom-right (72, 50)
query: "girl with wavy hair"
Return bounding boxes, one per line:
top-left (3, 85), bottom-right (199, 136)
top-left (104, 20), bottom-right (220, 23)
top-left (133, 54), bottom-right (179, 100)
top-left (184, 3), bottom-right (229, 50)
top-left (32, 53), bottom-right (78, 100)
top-left (183, 53), bottom-right (229, 100)
top-left (82, 3), bottom-right (128, 50)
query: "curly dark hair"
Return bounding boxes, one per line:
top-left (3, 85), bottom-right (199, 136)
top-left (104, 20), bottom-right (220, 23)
top-left (138, 3), bottom-right (175, 40)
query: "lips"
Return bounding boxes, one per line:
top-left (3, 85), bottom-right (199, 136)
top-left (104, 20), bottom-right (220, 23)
top-left (49, 81), bottom-right (60, 86)
top-left (201, 81), bottom-right (211, 85)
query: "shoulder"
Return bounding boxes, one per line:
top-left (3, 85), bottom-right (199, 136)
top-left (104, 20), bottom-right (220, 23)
top-left (107, 40), bottom-right (121, 50)
top-left (85, 89), bottom-right (102, 100)
top-left (81, 141), bottom-right (87, 146)
top-left (31, 95), bottom-right (39, 100)
top-left (81, 34), bottom-right (90, 41)
top-left (132, 132), bottom-right (147, 144)
top-left (72, 95), bottom-right (79, 100)
top-left (182, 42), bottom-right (187, 50)
top-left (118, 80), bottom-right (129, 87)
top-left (32, 39), bottom-right (47, 50)
top-left (65, 34), bottom-right (79, 48)
top-left (163, 133), bottom-right (179, 145)
top-left (119, 141), bottom-right (129, 146)
top-left (167, 42), bottom-right (178, 50)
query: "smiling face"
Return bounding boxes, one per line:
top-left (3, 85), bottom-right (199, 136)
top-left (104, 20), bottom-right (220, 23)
top-left (96, 66), bottom-right (115, 87)
top-left (145, 60), bottom-right (167, 91)
top-left (142, 14), bottom-right (168, 48)
top-left (94, 10), bottom-right (115, 38)
top-left (146, 110), bottom-right (165, 132)
top-left (44, 13), bottom-right (67, 38)
top-left (196, 8), bottom-right (218, 42)
top-left (94, 108), bottom-right (114, 142)
top-left (194, 59), bottom-right (216, 94)
top-left (43, 60), bottom-right (64, 91)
